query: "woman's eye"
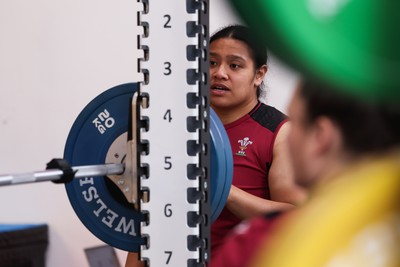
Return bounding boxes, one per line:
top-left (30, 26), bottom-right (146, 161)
top-left (230, 64), bottom-right (240, 69)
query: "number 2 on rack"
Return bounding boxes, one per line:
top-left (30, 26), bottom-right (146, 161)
top-left (164, 15), bottom-right (172, 28)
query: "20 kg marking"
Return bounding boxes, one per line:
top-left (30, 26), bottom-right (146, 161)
top-left (92, 109), bottom-right (115, 134)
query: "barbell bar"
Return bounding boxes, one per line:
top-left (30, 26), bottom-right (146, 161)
top-left (0, 162), bottom-right (124, 186)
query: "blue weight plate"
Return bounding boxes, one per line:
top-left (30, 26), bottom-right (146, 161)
top-left (210, 108), bottom-right (233, 222)
top-left (64, 83), bottom-right (145, 252)
top-left (64, 83), bottom-right (233, 251)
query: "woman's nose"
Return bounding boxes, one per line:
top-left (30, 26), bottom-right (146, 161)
top-left (212, 65), bottom-right (228, 80)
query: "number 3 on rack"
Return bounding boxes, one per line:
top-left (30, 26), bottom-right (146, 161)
top-left (163, 62), bottom-right (172, 75)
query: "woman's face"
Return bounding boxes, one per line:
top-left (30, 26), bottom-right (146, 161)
top-left (210, 38), bottom-right (263, 111)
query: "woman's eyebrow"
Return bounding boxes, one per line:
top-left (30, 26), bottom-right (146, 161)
top-left (210, 52), bottom-right (246, 62)
top-left (226, 55), bottom-right (246, 62)
top-left (210, 52), bottom-right (220, 58)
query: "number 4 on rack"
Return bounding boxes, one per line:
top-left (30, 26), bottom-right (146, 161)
top-left (163, 109), bottom-right (172, 122)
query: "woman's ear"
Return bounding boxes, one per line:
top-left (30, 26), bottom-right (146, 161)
top-left (255, 65), bottom-right (268, 87)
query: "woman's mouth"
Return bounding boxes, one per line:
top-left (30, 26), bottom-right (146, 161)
top-left (211, 84), bottom-right (229, 92)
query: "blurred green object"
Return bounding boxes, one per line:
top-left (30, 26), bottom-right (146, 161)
top-left (228, 0), bottom-right (400, 103)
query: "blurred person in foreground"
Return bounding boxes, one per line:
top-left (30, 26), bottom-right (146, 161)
top-left (210, 78), bottom-right (400, 267)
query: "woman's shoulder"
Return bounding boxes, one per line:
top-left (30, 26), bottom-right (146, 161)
top-left (250, 103), bottom-right (288, 133)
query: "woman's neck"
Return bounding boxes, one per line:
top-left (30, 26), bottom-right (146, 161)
top-left (212, 99), bottom-right (259, 125)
